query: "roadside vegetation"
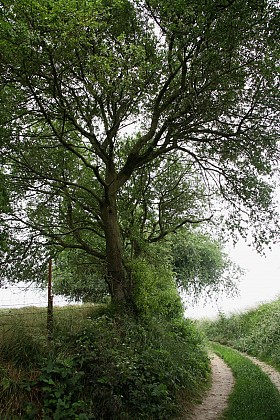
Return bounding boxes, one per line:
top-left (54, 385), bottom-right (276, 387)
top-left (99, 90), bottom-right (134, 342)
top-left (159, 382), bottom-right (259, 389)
top-left (212, 343), bottom-right (280, 420)
top-left (0, 303), bottom-right (210, 419)
top-left (201, 298), bottom-right (280, 371)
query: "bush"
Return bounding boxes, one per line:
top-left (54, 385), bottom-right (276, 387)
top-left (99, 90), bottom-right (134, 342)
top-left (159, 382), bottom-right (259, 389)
top-left (48, 313), bottom-right (209, 419)
top-left (129, 258), bottom-right (184, 321)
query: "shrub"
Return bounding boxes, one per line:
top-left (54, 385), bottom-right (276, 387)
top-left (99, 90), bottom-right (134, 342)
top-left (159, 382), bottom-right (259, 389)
top-left (129, 258), bottom-right (184, 321)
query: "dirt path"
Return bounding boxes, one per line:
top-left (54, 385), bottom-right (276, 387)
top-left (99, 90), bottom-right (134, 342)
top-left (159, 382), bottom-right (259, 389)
top-left (188, 353), bottom-right (235, 420)
top-left (187, 348), bottom-right (280, 420)
top-left (241, 353), bottom-right (280, 393)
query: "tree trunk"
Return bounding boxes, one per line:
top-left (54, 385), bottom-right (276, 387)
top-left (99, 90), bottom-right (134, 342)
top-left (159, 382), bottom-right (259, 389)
top-left (100, 191), bottom-right (129, 307)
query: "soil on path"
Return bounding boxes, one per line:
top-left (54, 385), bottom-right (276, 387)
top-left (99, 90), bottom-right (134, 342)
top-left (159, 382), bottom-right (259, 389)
top-left (186, 348), bottom-right (280, 420)
top-left (242, 353), bottom-right (280, 393)
top-left (188, 353), bottom-right (235, 420)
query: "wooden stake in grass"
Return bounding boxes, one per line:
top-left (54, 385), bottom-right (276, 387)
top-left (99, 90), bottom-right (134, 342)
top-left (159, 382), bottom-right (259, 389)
top-left (47, 258), bottom-right (53, 341)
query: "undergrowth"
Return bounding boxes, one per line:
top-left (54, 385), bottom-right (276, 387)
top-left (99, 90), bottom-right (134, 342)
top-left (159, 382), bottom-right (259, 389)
top-left (0, 304), bottom-right (210, 419)
top-left (212, 342), bottom-right (280, 420)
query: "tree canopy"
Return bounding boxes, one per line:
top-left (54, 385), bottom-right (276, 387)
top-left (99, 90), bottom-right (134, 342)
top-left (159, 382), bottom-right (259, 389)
top-left (0, 0), bottom-right (279, 307)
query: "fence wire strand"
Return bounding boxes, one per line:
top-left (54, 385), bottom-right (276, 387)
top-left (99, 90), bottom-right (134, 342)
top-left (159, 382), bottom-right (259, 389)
top-left (0, 284), bottom-right (89, 338)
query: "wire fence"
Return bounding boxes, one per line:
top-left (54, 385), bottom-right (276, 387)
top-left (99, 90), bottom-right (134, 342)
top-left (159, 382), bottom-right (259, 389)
top-left (0, 282), bottom-right (68, 309)
top-left (0, 282), bottom-right (85, 340)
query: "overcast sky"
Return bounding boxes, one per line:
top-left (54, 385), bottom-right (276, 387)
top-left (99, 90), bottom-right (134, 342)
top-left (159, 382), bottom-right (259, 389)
top-left (186, 188), bottom-right (280, 319)
top-left (185, 238), bottom-right (280, 319)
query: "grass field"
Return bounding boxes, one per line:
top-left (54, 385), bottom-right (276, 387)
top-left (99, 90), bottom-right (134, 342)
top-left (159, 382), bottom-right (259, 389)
top-left (201, 297), bottom-right (280, 371)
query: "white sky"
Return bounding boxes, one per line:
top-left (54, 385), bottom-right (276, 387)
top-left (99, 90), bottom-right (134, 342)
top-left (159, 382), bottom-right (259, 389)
top-left (185, 238), bottom-right (280, 319)
top-left (186, 187), bottom-right (280, 319)
top-left (0, 283), bottom-right (68, 309)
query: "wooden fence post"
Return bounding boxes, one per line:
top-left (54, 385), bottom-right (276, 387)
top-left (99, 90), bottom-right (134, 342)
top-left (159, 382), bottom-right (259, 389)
top-left (47, 258), bottom-right (54, 341)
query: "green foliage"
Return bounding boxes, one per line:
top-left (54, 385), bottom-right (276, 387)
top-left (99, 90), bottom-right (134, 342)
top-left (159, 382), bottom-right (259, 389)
top-left (24, 359), bottom-right (88, 419)
top-left (170, 230), bottom-right (241, 300)
top-left (50, 228), bottom-right (238, 307)
top-left (119, 156), bottom-right (208, 251)
top-left (0, 0), bottom-right (279, 302)
top-left (212, 343), bottom-right (280, 419)
top-left (0, 305), bottom-right (210, 419)
top-left (51, 314), bottom-right (209, 419)
top-left (202, 298), bottom-right (280, 370)
top-left (52, 250), bottom-right (108, 303)
top-left (0, 170), bottom-right (10, 256)
top-left (0, 172), bottom-right (9, 213)
top-left (129, 257), bottom-right (184, 320)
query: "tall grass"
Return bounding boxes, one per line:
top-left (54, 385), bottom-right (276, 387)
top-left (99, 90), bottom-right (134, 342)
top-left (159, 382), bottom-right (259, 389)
top-left (201, 298), bottom-right (280, 370)
top-left (0, 304), bottom-right (210, 419)
top-left (0, 304), bottom-right (107, 366)
top-left (212, 343), bottom-right (280, 420)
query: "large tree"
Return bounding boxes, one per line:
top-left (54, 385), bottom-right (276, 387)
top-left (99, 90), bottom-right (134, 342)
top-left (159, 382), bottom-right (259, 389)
top-left (0, 0), bottom-right (279, 307)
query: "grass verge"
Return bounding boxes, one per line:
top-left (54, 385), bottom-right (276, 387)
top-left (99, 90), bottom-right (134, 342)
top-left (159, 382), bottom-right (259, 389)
top-left (212, 342), bottom-right (280, 420)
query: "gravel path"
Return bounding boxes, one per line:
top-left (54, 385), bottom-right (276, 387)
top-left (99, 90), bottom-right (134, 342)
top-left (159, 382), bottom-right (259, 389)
top-left (188, 353), bottom-right (235, 420)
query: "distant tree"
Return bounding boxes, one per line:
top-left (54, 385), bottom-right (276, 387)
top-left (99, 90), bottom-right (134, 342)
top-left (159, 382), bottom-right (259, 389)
top-left (170, 230), bottom-right (241, 302)
top-left (0, 0), bottom-right (279, 308)
top-left (52, 229), bottom-right (238, 308)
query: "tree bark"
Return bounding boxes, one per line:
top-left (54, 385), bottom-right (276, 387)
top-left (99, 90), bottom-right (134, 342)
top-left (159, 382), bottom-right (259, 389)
top-left (100, 190), bottom-right (129, 306)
